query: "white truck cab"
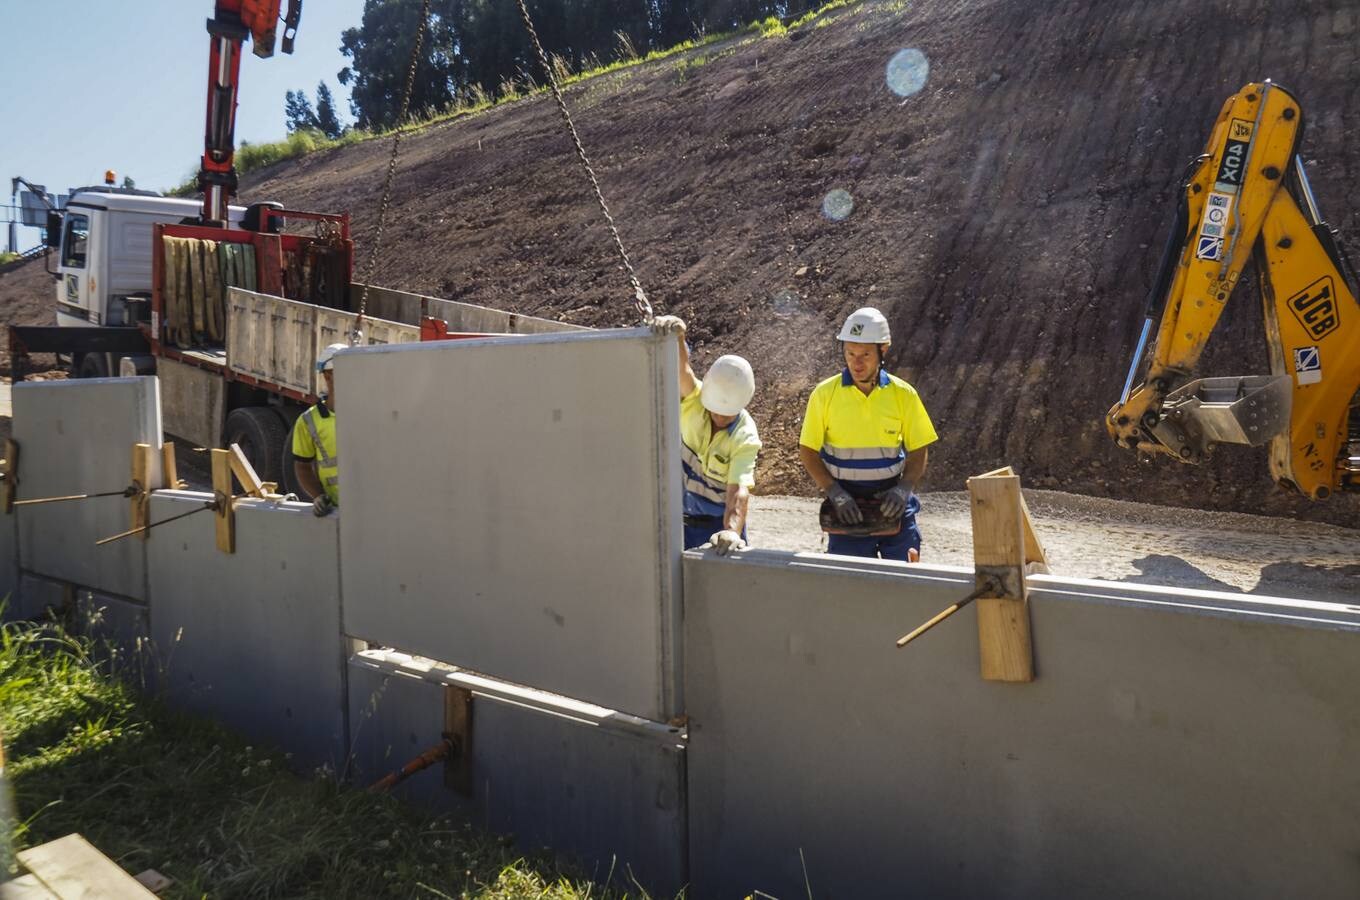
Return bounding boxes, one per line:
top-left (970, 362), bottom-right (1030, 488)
top-left (51, 188), bottom-right (242, 375)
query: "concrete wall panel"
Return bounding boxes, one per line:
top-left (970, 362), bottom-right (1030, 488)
top-left (347, 651), bottom-right (686, 896)
top-left (12, 377), bottom-right (161, 599)
top-left (147, 492), bottom-right (347, 769)
top-left (337, 330), bottom-right (683, 720)
top-left (684, 550), bottom-right (1360, 900)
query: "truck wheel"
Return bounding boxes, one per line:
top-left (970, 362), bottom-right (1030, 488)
top-left (277, 408), bottom-right (312, 501)
top-left (76, 354), bottom-right (108, 379)
top-left (223, 407), bottom-right (287, 489)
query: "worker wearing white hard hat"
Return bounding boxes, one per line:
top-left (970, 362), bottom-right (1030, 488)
top-left (652, 315), bottom-right (762, 554)
top-left (291, 342), bottom-right (348, 517)
top-left (799, 307), bottom-right (937, 561)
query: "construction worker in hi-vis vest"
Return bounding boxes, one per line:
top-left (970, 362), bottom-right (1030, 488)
top-left (292, 343), bottom-right (346, 517)
top-left (652, 315), bottom-right (762, 555)
top-left (799, 307), bottom-right (938, 561)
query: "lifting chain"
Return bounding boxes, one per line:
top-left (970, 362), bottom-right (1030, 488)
top-left (352, 0), bottom-right (432, 345)
top-left (513, 0), bottom-right (654, 324)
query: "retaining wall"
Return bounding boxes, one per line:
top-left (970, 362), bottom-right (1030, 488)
top-left (4, 332), bottom-right (1359, 899)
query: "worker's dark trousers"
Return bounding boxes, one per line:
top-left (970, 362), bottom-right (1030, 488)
top-left (826, 493), bottom-right (922, 561)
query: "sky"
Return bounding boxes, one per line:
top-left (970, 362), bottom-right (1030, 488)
top-left (1, 0), bottom-right (365, 237)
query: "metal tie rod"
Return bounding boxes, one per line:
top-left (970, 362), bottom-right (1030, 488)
top-left (13, 486), bottom-right (137, 507)
top-left (94, 500), bottom-right (217, 546)
top-left (896, 574), bottom-right (1004, 648)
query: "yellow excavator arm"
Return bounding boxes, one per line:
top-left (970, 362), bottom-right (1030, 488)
top-left (1107, 81), bottom-right (1360, 500)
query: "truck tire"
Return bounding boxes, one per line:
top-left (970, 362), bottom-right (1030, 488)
top-left (277, 407), bottom-right (312, 501)
top-left (76, 353), bottom-right (108, 379)
top-left (223, 407), bottom-right (287, 489)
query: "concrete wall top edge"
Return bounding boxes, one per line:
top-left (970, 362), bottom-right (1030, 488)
top-left (156, 489), bottom-right (314, 516)
top-left (355, 651), bottom-right (684, 746)
top-left (332, 326), bottom-right (656, 360)
top-left (12, 375), bottom-right (156, 393)
top-left (687, 549), bottom-right (1360, 630)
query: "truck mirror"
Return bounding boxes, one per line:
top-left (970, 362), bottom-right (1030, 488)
top-left (45, 211), bottom-right (63, 248)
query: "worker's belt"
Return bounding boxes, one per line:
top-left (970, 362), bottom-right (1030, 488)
top-left (683, 514), bottom-right (723, 528)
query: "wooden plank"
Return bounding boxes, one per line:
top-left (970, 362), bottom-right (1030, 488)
top-left (227, 443), bottom-right (265, 498)
top-left (161, 443), bottom-right (181, 491)
top-left (443, 684), bottom-right (474, 796)
top-left (967, 472), bottom-right (1034, 683)
top-left (130, 444), bottom-right (152, 542)
top-left (0, 873), bottom-right (61, 899)
top-left (211, 448), bottom-right (234, 554)
top-left (16, 833), bottom-right (158, 899)
top-left (4, 438), bottom-right (19, 514)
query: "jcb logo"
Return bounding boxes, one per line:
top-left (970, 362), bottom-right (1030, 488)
top-left (1288, 277), bottom-right (1339, 339)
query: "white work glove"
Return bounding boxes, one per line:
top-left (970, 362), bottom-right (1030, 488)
top-left (651, 315), bottom-right (687, 336)
top-left (879, 484), bottom-right (912, 519)
top-left (825, 482), bottom-right (863, 525)
top-left (312, 494), bottom-right (335, 517)
top-left (709, 529), bottom-right (746, 556)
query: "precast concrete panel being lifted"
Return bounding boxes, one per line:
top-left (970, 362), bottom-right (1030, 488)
top-left (335, 328), bottom-right (683, 721)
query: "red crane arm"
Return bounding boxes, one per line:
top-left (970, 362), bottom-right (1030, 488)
top-left (199, 0), bottom-right (302, 224)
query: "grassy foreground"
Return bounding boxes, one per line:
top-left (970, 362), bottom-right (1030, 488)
top-left (0, 615), bottom-right (642, 899)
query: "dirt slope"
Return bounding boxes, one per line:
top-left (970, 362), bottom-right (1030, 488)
top-left (0, 258), bottom-right (63, 374)
top-left (7, 0), bottom-right (1357, 523)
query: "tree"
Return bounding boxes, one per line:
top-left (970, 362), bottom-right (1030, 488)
top-left (285, 89), bottom-right (320, 133)
top-left (339, 0), bottom-right (461, 131)
top-left (315, 81), bottom-right (344, 139)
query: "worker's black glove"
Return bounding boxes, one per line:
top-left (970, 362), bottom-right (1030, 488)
top-left (312, 494), bottom-right (335, 518)
top-left (879, 484), bottom-right (912, 519)
top-left (825, 482), bottom-right (862, 525)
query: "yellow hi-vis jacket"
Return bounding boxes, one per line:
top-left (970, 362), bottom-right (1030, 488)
top-left (292, 402), bottom-right (339, 504)
top-left (799, 369), bottom-right (937, 492)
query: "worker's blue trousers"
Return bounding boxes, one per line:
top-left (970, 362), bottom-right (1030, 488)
top-left (826, 494), bottom-right (922, 561)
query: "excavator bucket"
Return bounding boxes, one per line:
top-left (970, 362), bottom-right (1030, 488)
top-left (1150, 375), bottom-right (1292, 461)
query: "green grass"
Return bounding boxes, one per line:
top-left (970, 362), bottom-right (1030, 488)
top-left (0, 613), bottom-right (646, 898)
top-left (0, 252), bottom-right (20, 267)
top-left (162, 0), bottom-right (867, 194)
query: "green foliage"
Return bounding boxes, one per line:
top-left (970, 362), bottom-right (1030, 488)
top-left (285, 88), bottom-right (320, 134)
top-left (315, 81), bottom-right (345, 140)
top-left (0, 252), bottom-right (19, 267)
top-left (339, 0), bottom-right (846, 129)
top-left (0, 615), bottom-right (649, 898)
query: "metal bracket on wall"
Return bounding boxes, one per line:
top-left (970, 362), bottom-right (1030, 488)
top-left (443, 684), bottom-right (473, 796)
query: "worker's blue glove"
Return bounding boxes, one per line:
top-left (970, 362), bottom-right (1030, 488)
top-left (825, 482), bottom-right (862, 525)
top-left (312, 494), bottom-right (335, 518)
top-left (879, 484), bottom-right (912, 519)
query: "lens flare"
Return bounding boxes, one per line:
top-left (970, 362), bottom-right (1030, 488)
top-left (886, 48), bottom-right (929, 98)
top-left (822, 189), bottom-right (855, 222)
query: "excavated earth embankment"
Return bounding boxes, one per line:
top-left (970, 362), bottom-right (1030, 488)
top-left (8, 0), bottom-right (1360, 527)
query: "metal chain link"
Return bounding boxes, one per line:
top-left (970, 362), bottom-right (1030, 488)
top-left (513, 0), bottom-right (654, 324)
top-left (353, 0), bottom-right (432, 344)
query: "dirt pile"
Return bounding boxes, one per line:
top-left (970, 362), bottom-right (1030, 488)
top-left (5, 0), bottom-right (1358, 523)
top-left (0, 257), bottom-right (62, 374)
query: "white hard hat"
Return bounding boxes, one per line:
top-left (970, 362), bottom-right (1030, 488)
top-left (700, 355), bottom-right (755, 417)
top-left (316, 343), bottom-right (348, 372)
top-left (837, 307), bottom-right (891, 343)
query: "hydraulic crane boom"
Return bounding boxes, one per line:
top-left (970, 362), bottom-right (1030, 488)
top-left (200, 0), bottom-right (302, 225)
top-left (1106, 81), bottom-right (1360, 500)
